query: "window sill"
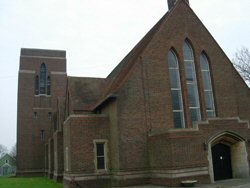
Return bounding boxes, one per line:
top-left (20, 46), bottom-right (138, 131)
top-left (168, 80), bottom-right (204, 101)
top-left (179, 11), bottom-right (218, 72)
top-left (34, 94), bottom-right (51, 97)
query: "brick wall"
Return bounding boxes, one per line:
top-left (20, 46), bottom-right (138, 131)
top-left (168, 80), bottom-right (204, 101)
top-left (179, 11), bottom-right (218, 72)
top-left (100, 1), bottom-right (250, 186)
top-left (64, 114), bottom-right (109, 173)
top-left (17, 48), bottom-right (67, 175)
top-left (149, 118), bottom-right (250, 186)
top-left (53, 131), bottom-right (64, 181)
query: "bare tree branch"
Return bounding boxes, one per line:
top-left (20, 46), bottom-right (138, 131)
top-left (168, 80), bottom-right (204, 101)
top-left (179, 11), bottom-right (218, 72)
top-left (0, 144), bottom-right (8, 157)
top-left (9, 144), bottom-right (16, 159)
top-left (232, 47), bottom-right (250, 85)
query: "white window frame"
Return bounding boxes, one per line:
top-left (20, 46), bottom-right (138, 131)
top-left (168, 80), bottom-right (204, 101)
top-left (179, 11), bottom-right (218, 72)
top-left (183, 41), bottom-right (201, 123)
top-left (200, 53), bottom-right (216, 117)
top-left (93, 139), bottom-right (108, 172)
top-left (168, 50), bottom-right (185, 128)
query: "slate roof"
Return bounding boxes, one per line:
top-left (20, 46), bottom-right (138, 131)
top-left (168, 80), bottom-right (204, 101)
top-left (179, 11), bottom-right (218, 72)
top-left (67, 76), bottom-right (111, 111)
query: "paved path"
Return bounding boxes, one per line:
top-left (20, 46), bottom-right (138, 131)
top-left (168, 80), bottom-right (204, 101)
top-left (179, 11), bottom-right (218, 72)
top-left (195, 179), bottom-right (250, 188)
top-left (122, 179), bottom-right (250, 188)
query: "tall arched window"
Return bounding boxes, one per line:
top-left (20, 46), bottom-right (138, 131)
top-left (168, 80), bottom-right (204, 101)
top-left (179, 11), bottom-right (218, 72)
top-left (47, 76), bottom-right (51, 95)
top-left (35, 75), bottom-right (39, 95)
top-left (183, 41), bottom-right (201, 123)
top-left (168, 50), bottom-right (185, 128)
top-left (40, 63), bottom-right (46, 94)
top-left (200, 53), bottom-right (216, 117)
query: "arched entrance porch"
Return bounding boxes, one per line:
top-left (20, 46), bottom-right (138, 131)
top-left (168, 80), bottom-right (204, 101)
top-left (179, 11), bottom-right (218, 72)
top-left (207, 131), bottom-right (249, 183)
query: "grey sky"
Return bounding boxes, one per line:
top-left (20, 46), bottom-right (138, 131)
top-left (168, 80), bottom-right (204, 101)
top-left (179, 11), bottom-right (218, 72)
top-left (0, 0), bottom-right (249, 150)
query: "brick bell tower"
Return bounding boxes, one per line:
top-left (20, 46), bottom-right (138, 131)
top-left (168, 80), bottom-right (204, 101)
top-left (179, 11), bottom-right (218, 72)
top-left (16, 48), bottom-right (67, 176)
top-left (168, 0), bottom-right (189, 10)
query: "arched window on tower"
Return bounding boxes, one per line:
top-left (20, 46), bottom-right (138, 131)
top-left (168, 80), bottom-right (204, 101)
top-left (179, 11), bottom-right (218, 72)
top-left (183, 40), bottom-right (201, 124)
top-left (168, 50), bottom-right (185, 128)
top-left (35, 75), bottom-right (39, 95)
top-left (40, 63), bottom-right (46, 94)
top-left (200, 53), bottom-right (216, 118)
top-left (47, 76), bottom-right (51, 95)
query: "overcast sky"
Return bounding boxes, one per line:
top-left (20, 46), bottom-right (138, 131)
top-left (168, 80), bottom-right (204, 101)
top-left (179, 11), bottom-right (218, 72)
top-left (0, 0), bottom-right (249, 150)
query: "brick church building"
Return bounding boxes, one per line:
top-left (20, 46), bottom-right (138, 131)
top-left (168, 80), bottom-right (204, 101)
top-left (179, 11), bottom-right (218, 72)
top-left (17, 0), bottom-right (250, 187)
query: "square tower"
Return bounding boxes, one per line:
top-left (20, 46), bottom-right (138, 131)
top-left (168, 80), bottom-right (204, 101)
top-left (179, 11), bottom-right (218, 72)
top-left (16, 48), bottom-right (67, 176)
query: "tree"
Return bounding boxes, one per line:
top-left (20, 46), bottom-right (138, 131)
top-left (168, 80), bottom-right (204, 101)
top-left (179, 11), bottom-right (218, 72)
top-left (9, 144), bottom-right (16, 159)
top-left (0, 144), bottom-right (8, 157)
top-left (232, 47), bottom-right (250, 85)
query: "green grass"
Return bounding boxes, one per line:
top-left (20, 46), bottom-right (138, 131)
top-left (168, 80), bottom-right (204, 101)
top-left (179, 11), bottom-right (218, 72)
top-left (0, 177), bottom-right (63, 188)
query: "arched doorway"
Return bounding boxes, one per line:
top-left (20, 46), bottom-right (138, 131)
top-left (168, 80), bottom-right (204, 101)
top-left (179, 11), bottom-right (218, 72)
top-left (212, 143), bottom-right (232, 180)
top-left (208, 131), bottom-right (250, 182)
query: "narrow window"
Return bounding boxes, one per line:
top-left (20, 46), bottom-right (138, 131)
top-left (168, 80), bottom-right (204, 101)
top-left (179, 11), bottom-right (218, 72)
top-left (96, 143), bottom-right (105, 169)
top-left (47, 76), bottom-right (51, 95)
top-left (40, 63), bottom-right (46, 94)
top-left (183, 41), bottom-right (201, 123)
top-left (200, 53), bottom-right (216, 117)
top-left (168, 50), bottom-right (185, 128)
top-left (40, 130), bottom-right (45, 141)
top-left (94, 140), bottom-right (107, 170)
top-left (35, 75), bottom-right (39, 95)
top-left (48, 112), bottom-right (52, 120)
top-left (33, 112), bottom-right (37, 118)
top-left (5, 160), bottom-right (8, 163)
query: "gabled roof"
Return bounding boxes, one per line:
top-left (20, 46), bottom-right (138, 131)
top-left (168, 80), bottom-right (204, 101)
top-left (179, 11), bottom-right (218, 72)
top-left (92, 0), bottom-right (192, 110)
top-left (91, 0), bottom-right (245, 110)
top-left (0, 154), bottom-right (16, 167)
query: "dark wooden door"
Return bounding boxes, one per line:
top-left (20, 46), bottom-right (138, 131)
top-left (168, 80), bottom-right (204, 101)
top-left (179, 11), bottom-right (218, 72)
top-left (212, 143), bottom-right (232, 181)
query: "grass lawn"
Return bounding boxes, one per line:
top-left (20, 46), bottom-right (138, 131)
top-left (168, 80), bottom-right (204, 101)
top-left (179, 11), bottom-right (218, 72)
top-left (0, 176), bottom-right (63, 188)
